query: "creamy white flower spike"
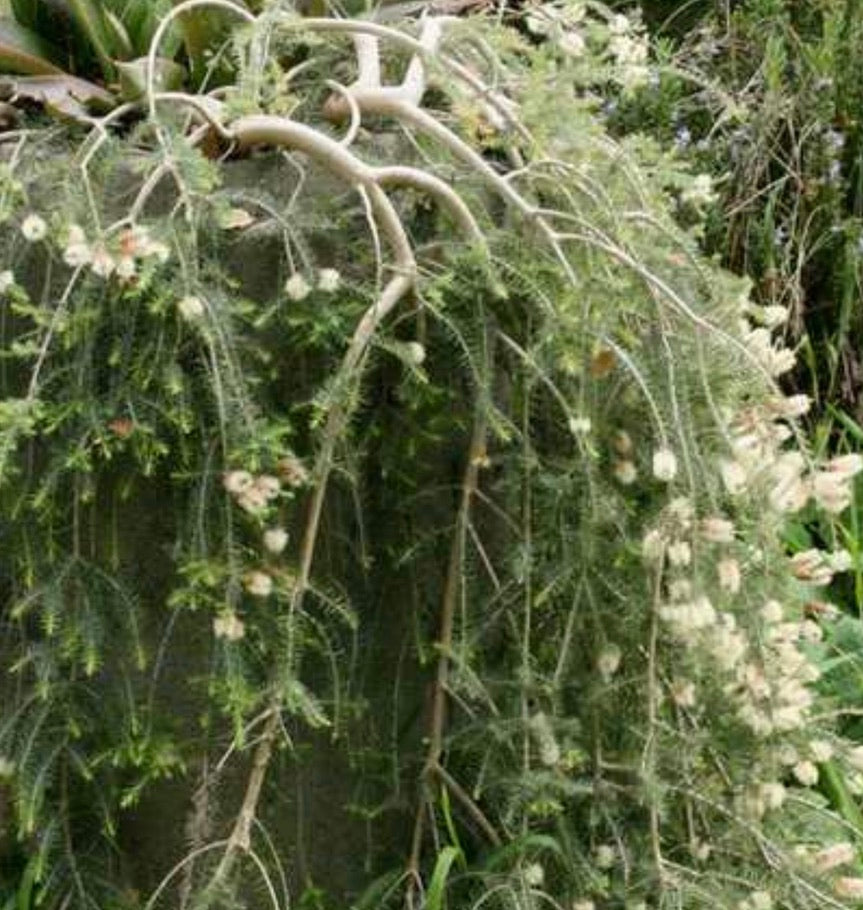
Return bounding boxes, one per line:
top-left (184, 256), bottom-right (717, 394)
top-left (594, 845), bottom-right (616, 869)
top-left (760, 782), bottom-right (786, 811)
top-left (213, 612), bottom-right (245, 641)
top-left (700, 517), bottom-right (735, 543)
top-left (760, 600), bottom-right (784, 624)
top-left (811, 471), bottom-right (851, 513)
top-left (719, 458), bottom-right (748, 495)
top-left (178, 296), bottom-right (205, 321)
top-left (523, 863), bottom-right (544, 887)
top-left (0, 270), bottom-right (13, 294)
top-left (529, 711), bottom-right (560, 767)
top-left (64, 242), bottom-right (91, 268)
top-left (682, 173), bottom-right (717, 207)
top-left (847, 745), bottom-right (863, 772)
top-left (569, 415), bottom-right (591, 435)
top-left (263, 527), bottom-right (289, 555)
top-left (834, 878), bottom-right (863, 899)
top-left (613, 460), bottom-right (637, 485)
top-left (759, 305), bottom-right (789, 328)
top-left (559, 30), bottom-right (586, 57)
top-left (772, 394), bottom-right (810, 418)
top-left (671, 678), bottom-right (696, 707)
top-left (810, 739), bottom-right (834, 762)
top-left (718, 558), bottom-right (741, 594)
top-left (641, 528), bottom-right (665, 561)
top-left (116, 256), bottom-right (136, 280)
top-left (285, 272), bottom-right (311, 301)
top-left (668, 540), bottom-right (691, 567)
top-left (318, 268), bottom-right (341, 292)
top-left (793, 760), bottom-right (818, 787)
top-left (90, 246), bottom-right (116, 278)
top-left (612, 430), bottom-right (633, 455)
top-left (789, 549), bottom-right (834, 585)
top-left (223, 470), bottom-right (253, 495)
top-left (652, 447), bottom-right (678, 481)
top-left (244, 570), bottom-right (273, 598)
top-left (21, 213), bottom-right (47, 242)
top-left (597, 644), bottom-right (622, 680)
top-left (404, 341), bottom-right (426, 366)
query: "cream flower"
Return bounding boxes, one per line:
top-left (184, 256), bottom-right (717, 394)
top-left (834, 877), bottom-right (863, 899)
top-left (671, 678), bottom-right (696, 707)
top-left (772, 394), bottom-right (811, 418)
top-left (559, 30), bottom-right (586, 57)
top-left (405, 341), bottom-right (426, 366)
top-left (718, 558), bottom-right (741, 594)
top-left (760, 600), bottom-right (784, 623)
top-left (223, 470), bottom-right (253, 496)
top-left (285, 272), bottom-right (311, 301)
top-left (682, 174), bottom-right (717, 207)
top-left (318, 268), bottom-right (341, 292)
top-left (244, 570), bottom-right (273, 598)
top-left (0, 270), bottom-right (13, 294)
top-left (529, 711), bottom-right (560, 767)
top-left (263, 527), bottom-right (289, 555)
top-left (64, 242), bottom-right (91, 268)
top-left (90, 246), bottom-right (116, 278)
top-left (594, 845), bottom-right (616, 869)
top-left (178, 295), bottom-right (205, 321)
top-left (720, 458), bottom-right (748, 495)
top-left (641, 529), bottom-right (664, 561)
top-left (668, 540), bottom-right (691, 567)
top-left (569, 415), bottom-right (591, 435)
top-left (793, 760), bottom-right (818, 787)
top-left (213, 611), bottom-right (245, 641)
top-left (597, 644), bottom-right (622, 680)
top-left (523, 862), bottom-right (544, 887)
top-left (21, 213), bottom-right (47, 242)
top-left (612, 430), bottom-right (633, 455)
top-left (810, 739), bottom-right (834, 762)
top-left (847, 745), bottom-right (863, 772)
top-left (760, 782), bottom-right (786, 811)
top-left (700, 517), bottom-right (735, 543)
top-left (613, 460), bottom-right (637, 485)
top-left (652, 447), bottom-right (678, 481)
top-left (116, 256), bottom-right (136, 280)
top-left (254, 475), bottom-right (281, 500)
top-left (789, 549), bottom-right (834, 585)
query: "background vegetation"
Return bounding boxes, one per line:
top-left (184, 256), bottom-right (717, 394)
top-left (2, 1), bottom-right (863, 909)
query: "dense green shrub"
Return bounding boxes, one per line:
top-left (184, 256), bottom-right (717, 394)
top-left (0, 2), bottom-right (862, 908)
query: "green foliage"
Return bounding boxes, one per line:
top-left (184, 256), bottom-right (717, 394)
top-left (0, 3), bottom-right (862, 910)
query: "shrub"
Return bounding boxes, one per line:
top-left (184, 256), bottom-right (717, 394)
top-left (0, 2), bottom-right (861, 908)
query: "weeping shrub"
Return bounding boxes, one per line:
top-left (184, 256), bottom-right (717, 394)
top-left (0, 1), bottom-right (862, 908)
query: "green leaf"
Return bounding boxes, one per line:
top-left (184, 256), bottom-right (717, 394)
top-left (16, 855), bottom-right (39, 910)
top-left (65, 0), bottom-right (116, 74)
top-left (426, 846), bottom-right (462, 910)
top-left (115, 55), bottom-right (185, 100)
top-left (102, 8), bottom-right (132, 59)
top-left (170, 0), bottom-right (248, 81)
top-left (0, 17), bottom-right (63, 74)
top-left (350, 869), bottom-right (404, 910)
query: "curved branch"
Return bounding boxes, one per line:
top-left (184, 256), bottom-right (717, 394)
top-left (230, 114), bottom-right (414, 269)
top-left (374, 165), bottom-right (487, 250)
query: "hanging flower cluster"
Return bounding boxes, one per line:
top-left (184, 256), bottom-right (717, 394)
top-left (57, 221), bottom-right (170, 280)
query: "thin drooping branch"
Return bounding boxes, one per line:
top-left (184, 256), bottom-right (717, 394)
top-left (407, 400), bottom-right (490, 881)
